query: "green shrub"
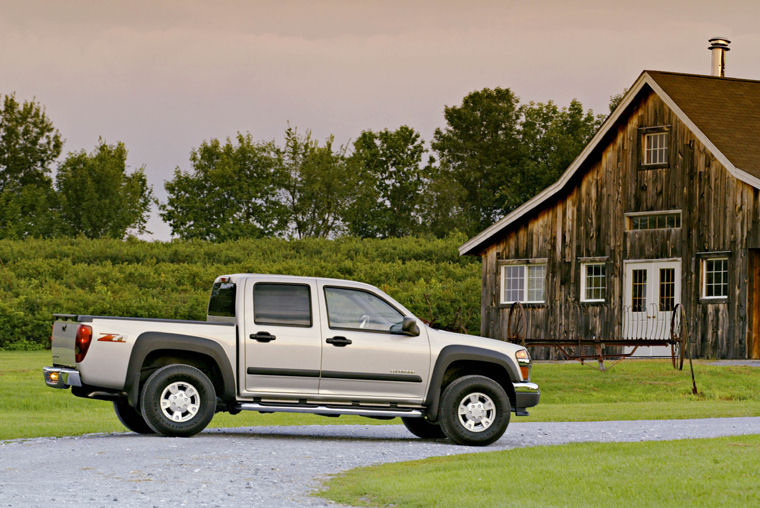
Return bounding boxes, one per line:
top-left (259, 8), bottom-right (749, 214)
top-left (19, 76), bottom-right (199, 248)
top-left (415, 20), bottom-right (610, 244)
top-left (0, 235), bottom-right (480, 348)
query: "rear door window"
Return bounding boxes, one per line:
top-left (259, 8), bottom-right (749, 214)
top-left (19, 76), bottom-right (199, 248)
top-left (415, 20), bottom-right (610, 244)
top-left (253, 283), bottom-right (312, 327)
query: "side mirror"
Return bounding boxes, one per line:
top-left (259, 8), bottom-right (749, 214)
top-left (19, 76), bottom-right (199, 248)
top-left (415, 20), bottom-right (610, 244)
top-left (401, 316), bottom-right (420, 337)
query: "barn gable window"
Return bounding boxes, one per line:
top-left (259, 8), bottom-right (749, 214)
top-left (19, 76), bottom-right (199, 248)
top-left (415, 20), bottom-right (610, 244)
top-left (501, 263), bottom-right (545, 304)
top-left (702, 257), bottom-right (728, 299)
top-left (639, 126), bottom-right (670, 168)
top-left (644, 132), bottom-right (668, 165)
top-left (580, 263), bottom-right (606, 302)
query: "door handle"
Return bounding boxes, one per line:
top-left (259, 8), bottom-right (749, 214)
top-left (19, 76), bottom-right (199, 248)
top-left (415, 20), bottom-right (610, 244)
top-left (250, 331), bottom-right (276, 343)
top-left (326, 336), bottom-right (352, 347)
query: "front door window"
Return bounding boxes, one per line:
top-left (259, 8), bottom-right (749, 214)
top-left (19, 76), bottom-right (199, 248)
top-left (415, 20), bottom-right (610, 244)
top-left (324, 287), bottom-right (403, 332)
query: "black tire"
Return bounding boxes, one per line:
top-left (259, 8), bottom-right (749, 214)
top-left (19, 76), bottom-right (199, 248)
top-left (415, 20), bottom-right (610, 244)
top-left (401, 417), bottom-right (447, 439)
top-left (438, 375), bottom-right (510, 446)
top-left (113, 398), bottom-right (155, 434)
top-left (139, 364), bottom-right (216, 437)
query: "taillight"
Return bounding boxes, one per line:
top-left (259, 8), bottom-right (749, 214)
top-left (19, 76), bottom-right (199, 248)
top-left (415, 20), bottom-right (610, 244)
top-left (75, 325), bottom-right (92, 363)
top-left (50, 324), bottom-right (54, 345)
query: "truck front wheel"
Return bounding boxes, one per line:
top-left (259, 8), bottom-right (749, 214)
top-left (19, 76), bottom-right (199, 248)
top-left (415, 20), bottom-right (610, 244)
top-left (113, 398), bottom-right (155, 434)
top-left (438, 375), bottom-right (510, 446)
top-left (139, 364), bottom-right (216, 437)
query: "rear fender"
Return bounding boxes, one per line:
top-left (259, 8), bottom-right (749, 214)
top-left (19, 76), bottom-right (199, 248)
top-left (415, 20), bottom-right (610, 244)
top-left (124, 332), bottom-right (236, 407)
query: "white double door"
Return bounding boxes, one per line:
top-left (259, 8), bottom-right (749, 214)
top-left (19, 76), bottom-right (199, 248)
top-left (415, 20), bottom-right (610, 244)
top-left (623, 259), bottom-right (681, 357)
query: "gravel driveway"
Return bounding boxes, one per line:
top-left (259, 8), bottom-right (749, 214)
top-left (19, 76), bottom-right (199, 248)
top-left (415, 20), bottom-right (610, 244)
top-left (2, 418), bottom-right (759, 507)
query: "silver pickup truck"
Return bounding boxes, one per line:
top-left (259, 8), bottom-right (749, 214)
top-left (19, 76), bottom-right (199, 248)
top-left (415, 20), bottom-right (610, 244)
top-left (44, 274), bottom-right (539, 446)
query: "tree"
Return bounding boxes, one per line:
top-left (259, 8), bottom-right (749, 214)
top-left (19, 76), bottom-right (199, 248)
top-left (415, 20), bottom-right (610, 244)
top-left (0, 93), bottom-right (63, 192)
top-left (608, 88), bottom-right (629, 113)
top-left (56, 140), bottom-right (153, 238)
top-left (517, 100), bottom-right (603, 196)
top-left (430, 88), bottom-right (602, 236)
top-left (160, 134), bottom-right (288, 241)
top-left (0, 182), bottom-right (61, 239)
top-left (431, 87), bottom-right (523, 235)
top-left (0, 93), bottom-right (63, 238)
top-left (346, 126), bottom-right (427, 238)
top-left (419, 165), bottom-right (467, 238)
top-left (280, 127), bottom-right (354, 238)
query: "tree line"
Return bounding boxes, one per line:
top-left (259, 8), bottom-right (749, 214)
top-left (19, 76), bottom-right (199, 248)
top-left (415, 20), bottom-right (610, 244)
top-left (0, 88), bottom-right (612, 240)
top-left (0, 94), bottom-right (151, 239)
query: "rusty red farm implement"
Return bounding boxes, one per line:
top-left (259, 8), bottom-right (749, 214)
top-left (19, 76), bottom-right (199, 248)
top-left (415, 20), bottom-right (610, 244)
top-left (506, 302), bottom-right (688, 371)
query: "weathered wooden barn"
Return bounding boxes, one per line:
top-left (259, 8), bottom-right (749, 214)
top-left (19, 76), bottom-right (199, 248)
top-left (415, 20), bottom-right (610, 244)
top-left (460, 68), bottom-right (760, 360)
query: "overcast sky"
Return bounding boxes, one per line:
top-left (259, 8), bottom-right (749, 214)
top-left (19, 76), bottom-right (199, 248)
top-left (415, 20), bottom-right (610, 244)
top-left (2, 0), bottom-right (759, 240)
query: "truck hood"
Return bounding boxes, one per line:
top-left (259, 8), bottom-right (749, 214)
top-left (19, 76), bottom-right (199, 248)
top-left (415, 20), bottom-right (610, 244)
top-left (426, 327), bottom-right (525, 358)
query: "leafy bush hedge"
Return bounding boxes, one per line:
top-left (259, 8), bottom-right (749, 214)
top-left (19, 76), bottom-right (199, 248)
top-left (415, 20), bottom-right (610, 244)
top-left (0, 235), bottom-right (480, 349)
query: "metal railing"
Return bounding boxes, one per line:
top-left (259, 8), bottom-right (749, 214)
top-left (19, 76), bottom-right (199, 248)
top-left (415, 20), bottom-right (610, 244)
top-left (622, 303), bottom-right (681, 341)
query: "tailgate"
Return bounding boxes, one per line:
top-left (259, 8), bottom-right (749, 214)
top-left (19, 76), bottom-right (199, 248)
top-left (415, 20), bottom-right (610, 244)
top-left (51, 319), bottom-right (78, 367)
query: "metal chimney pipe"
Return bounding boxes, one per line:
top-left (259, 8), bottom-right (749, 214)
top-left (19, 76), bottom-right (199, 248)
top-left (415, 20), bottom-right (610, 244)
top-left (708, 37), bottom-right (730, 77)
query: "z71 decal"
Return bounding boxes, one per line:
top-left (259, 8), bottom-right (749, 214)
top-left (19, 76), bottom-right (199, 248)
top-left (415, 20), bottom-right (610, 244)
top-left (97, 333), bottom-right (126, 343)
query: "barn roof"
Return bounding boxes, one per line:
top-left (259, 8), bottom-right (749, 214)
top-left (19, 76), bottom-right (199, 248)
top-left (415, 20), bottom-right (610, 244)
top-left (459, 70), bottom-right (760, 256)
top-left (648, 71), bottom-right (760, 177)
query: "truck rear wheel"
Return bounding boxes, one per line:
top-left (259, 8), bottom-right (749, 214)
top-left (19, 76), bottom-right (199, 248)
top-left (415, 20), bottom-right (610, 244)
top-left (139, 364), bottom-right (216, 437)
top-left (113, 398), bottom-right (154, 434)
top-left (438, 375), bottom-right (510, 446)
top-left (401, 417), bottom-right (446, 439)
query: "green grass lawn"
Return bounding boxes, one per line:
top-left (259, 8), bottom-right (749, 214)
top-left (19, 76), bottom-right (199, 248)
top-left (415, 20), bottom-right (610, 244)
top-left (0, 350), bottom-right (380, 440)
top-left (523, 359), bottom-right (760, 422)
top-left (2, 350), bottom-right (760, 440)
top-left (318, 435), bottom-right (760, 507)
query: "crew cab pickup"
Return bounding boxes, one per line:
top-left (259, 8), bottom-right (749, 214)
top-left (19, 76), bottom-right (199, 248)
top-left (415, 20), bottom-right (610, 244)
top-left (44, 274), bottom-right (539, 446)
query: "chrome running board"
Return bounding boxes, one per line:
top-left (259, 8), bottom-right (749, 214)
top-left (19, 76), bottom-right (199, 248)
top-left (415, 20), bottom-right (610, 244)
top-left (238, 402), bottom-right (423, 418)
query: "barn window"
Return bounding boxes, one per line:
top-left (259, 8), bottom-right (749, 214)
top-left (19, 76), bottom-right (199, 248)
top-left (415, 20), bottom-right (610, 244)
top-left (702, 258), bottom-right (728, 299)
top-left (643, 131), bottom-right (669, 166)
top-left (501, 264), bottom-right (545, 304)
top-left (626, 211), bottom-right (681, 230)
top-left (580, 263), bottom-right (606, 302)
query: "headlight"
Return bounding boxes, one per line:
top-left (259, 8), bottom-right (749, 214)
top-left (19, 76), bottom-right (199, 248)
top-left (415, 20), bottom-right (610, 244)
top-left (515, 349), bottom-right (531, 380)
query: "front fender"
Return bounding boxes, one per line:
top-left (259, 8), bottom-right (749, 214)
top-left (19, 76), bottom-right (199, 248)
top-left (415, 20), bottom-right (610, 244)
top-left (424, 345), bottom-right (520, 421)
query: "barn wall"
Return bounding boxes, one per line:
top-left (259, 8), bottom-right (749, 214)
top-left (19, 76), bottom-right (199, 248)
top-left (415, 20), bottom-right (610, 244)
top-left (480, 91), bottom-right (757, 359)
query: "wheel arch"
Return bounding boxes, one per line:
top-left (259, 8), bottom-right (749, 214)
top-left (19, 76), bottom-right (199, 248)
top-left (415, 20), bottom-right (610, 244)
top-left (424, 345), bottom-right (518, 422)
top-left (124, 332), bottom-right (236, 407)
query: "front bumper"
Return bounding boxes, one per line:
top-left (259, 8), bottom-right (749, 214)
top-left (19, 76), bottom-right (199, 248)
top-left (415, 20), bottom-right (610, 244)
top-left (513, 382), bottom-right (540, 413)
top-left (43, 366), bottom-right (82, 389)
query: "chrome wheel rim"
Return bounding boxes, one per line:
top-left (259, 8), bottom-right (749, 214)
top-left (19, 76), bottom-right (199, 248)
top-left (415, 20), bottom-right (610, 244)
top-left (457, 392), bottom-right (495, 432)
top-left (160, 381), bottom-right (200, 423)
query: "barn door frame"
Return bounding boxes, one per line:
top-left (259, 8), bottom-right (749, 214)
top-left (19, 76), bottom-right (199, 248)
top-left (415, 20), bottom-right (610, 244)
top-left (622, 258), bottom-right (682, 357)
